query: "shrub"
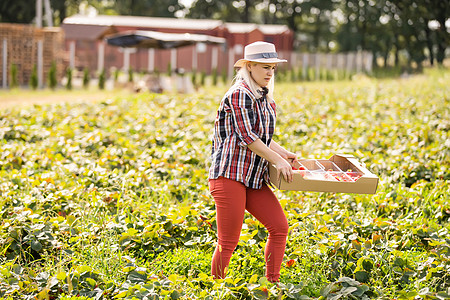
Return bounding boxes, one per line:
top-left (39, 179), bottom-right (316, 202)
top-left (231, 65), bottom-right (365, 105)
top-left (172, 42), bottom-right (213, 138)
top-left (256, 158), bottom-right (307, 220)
top-left (113, 68), bottom-right (119, 82)
top-left (83, 68), bottom-right (90, 89)
top-left (221, 68), bottom-right (228, 85)
top-left (30, 64), bottom-right (38, 89)
top-left (66, 67), bottom-right (72, 90)
top-left (290, 68), bottom-right (297, 82)
top-left (98, 69), bottom-right (105, 90)
top-left (191, 69), bottom-right (197, 86)
top-left (167, 62), bottom-right (172, 76)
top-left (48, 61), bottom-right (57, 89)
top-left (200, 71), bottom-right (206, 86)
top-left (128, 68), bottom-right (133, 83)
top-left (10, 63), bottom-right (18, 88)
top-left (212, 68), bottom-right (218, 86)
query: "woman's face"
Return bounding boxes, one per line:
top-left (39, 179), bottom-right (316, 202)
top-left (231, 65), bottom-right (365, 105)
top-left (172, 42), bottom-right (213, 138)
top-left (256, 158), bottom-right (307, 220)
top-left (247, 62), bottom-right (277, 87)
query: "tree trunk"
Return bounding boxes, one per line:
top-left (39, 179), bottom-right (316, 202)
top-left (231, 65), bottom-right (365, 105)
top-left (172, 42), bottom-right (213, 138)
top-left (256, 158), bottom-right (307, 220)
top-left (372, 49), bottom-right (379, 69)
top-left (436, 17), bottom-right (447, 64)
top-left (243, 0), bottom-right (251, 23)
top-left (313, 12), bottom-right (322, 51)
top-left (383, 51), bottom-right (389, 67)
top-left (423, 20), bottom-right (434, 66)
top-left (394, 44), bottom-right (399, 67)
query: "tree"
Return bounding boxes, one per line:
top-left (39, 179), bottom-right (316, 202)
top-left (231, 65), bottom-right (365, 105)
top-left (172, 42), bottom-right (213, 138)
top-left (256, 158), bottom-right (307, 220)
top-left (1, 0), bottom-right (184, 25)
top-left (415, 0), bottom-right (450, 65)
top-left (0, 0), bottom-right (36, 23)
top-left (188, 0), bottom-right (261, 23)
top-left (51, 0), bottom-right (83, 25)
top-left (281, 0), bottom-right (337, 52)
top-left (95, 0), bottom-right (184, 17)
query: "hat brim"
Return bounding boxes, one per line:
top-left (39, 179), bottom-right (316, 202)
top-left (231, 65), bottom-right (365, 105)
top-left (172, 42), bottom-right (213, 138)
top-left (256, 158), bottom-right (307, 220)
top-left (234, 58), bottom-right (287, 68)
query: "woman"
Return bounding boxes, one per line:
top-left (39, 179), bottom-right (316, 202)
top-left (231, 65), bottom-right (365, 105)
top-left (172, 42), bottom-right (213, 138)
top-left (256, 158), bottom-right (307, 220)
top-left (208, 41), bottom-right (297, 283)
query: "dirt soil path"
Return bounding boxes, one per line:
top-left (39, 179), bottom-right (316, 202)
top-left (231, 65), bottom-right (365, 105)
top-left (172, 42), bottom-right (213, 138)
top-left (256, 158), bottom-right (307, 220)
top-left (0, 89), bottom-right (133, 110)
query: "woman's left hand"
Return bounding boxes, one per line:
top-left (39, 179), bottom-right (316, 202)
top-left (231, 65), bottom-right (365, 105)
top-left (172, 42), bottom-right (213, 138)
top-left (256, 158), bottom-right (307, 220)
top-left (284, 150), bottom-right (298, 164)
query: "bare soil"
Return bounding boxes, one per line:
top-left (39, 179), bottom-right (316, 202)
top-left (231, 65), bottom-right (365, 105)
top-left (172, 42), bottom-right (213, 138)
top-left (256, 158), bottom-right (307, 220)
top-left (0, 88), bottom-right (132, 110)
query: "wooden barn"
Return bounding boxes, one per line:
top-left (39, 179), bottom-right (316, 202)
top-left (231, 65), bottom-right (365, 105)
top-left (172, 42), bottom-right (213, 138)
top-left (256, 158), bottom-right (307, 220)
top-left (61, 15), bottom-right (294, 76)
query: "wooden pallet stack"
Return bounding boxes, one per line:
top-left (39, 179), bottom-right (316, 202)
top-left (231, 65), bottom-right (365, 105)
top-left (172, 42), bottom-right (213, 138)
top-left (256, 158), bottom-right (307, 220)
top-left (0, 23), bottom-right (64, 87)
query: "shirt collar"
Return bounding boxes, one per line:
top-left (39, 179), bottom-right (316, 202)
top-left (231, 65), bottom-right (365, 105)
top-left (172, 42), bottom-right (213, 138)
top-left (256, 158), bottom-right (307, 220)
top-left (257, 87), bottom-right (268, 100)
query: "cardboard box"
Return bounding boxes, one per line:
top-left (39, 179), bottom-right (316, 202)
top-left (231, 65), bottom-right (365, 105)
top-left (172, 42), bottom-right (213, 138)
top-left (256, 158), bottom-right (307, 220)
top-left (269, 154), bottom-right (378, 194)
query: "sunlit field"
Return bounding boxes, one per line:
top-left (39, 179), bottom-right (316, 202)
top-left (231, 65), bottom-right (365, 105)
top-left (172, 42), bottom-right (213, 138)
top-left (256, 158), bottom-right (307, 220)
top-left (0, 68), bottom-right (448, 299)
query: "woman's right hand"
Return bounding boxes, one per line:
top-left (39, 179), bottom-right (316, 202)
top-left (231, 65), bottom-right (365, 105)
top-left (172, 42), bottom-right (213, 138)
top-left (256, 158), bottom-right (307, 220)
top-left (246, 139), bottom-right (294, 183)
top-left (275, 157), bottom-right (294, 183)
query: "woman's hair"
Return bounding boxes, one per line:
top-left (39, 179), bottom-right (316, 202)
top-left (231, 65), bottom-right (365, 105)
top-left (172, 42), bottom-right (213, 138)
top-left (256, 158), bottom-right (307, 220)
top-left (232, 62), bottom-right (275, 101)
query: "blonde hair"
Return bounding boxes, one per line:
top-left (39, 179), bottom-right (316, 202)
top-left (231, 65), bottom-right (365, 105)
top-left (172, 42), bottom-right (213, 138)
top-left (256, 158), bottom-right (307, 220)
top-left (232, 62), bottom-right (275, 101)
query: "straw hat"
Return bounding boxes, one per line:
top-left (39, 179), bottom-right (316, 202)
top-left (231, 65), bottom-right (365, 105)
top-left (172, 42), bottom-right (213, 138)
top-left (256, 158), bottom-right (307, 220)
top-left (234, 41), bottom-right (287, 68)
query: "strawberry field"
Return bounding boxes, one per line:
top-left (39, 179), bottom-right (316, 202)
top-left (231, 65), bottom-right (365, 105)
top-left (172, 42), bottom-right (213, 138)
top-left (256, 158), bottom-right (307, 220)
top-left (0, 69), bottom-right (449, 299)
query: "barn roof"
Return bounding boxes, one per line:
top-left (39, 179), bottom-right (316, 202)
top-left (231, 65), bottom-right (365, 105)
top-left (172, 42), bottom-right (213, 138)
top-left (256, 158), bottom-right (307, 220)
top-left (63, 14), bottom-right (292, 36)
top-left (224, 22), bottom-right (290, 35)
top-left (63, 14), bottom-right (223, 31)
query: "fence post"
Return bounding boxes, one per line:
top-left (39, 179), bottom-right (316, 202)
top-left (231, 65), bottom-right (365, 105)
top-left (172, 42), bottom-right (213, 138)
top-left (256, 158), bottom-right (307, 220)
top-left (337, 53), bottom-right (344, 70)
top-left (315, 53), bottom-right (320, 80)
top-left (356, 50), bottom-right (362, 73)
top-left (346, 52), bottom-right (354, 73)
top-left (123, 48), bottom-right (130, 73)
top-left (148, 48), bottom-right (155, 73)
top-left (192, 45), bottom-right (197, 71)
top-left (365, 52), bottom-right (373, 73)
top-left (326, 53), bottom-right (332, 70)
top-left (228, 48), bottom-right (234, 80)
top-left (302, 53), bottom-right (308, 80)
top-left (69, 40), bottom-right (76, 69)
top-left (170, 48), bottom-right (177, 72)
top-left (2, 39), bottom-right (7, 88)
top-left (290, 52), bottom-right (296, 65)
top-left (37, 39), bottom-right (43, 88)
top-left (97, 41), bottom-right (105, 73)
top-left (211, 46), bottom-right (218, 72)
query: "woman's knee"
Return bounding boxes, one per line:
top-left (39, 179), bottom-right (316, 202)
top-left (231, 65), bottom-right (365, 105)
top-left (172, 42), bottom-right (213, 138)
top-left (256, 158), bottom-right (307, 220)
top-left (268, 217), bottom-right (289, 237)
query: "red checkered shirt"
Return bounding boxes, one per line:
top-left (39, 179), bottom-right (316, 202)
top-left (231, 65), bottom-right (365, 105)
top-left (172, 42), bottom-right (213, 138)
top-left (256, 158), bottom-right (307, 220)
top-left (209, 81), bottom-right (276, 189)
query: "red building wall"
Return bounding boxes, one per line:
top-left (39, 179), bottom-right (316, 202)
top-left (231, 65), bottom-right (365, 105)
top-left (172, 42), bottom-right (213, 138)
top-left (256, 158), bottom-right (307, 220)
top-left (62, 16), bottom-right (294, 76)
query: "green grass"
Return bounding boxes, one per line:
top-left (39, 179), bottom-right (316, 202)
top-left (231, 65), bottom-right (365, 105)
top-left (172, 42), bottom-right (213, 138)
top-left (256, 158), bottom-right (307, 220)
top-left (0, 67), bottom-right (449, 299)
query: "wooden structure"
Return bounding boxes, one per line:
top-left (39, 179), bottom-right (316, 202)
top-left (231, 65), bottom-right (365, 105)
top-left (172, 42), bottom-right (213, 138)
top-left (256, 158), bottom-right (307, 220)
top-left (61, 15), bottom-right (294, 76)
top-left (0, 23), bottom-right (64, 87)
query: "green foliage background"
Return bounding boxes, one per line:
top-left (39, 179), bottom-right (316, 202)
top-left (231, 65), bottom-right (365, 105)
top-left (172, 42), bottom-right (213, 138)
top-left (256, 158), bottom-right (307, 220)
top-left (0, 69), bottom-right (449, 299)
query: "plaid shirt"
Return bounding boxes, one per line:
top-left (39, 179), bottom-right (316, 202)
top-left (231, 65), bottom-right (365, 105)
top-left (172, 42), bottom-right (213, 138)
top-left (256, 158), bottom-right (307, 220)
top-left (209, 81), bottom-right (276, 189)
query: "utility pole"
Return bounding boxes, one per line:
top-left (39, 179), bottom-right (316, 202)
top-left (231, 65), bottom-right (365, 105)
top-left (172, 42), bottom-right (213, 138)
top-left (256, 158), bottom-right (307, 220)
top-left (36, 0), bottom-right (44, 89)
top-left (44, 0), bottom-right (53, 27)
top-left (36, 0), bottom-right (43, 28)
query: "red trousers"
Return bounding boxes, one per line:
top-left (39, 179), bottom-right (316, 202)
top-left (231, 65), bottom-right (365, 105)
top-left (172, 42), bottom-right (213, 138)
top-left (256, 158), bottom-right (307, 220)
top-left (209, 176), bottom-right (289, 282)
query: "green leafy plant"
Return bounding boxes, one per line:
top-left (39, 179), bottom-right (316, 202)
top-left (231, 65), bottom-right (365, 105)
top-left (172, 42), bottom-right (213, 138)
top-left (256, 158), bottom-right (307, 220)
top-left (98, 69), bottom-right (105, 90)
top-left (10, 63), bottom-right (18, 88)
top-left (191, 69), bottom-right (197, 86)
top-left (128, 68), bottom-right (134, 83)
top-left (212, 68), bottom-right (218, 86)
top-left (0, 68), bottom-right (448, 299)
top-left (66, 67), bottom-right (72, 90)
top-left (167, 62), bottom-right (172, 76)
top-left (48, 61), bottom-right (57, 89)
top-left (200, 71), bottom-right (206, 86)
top-left (30, 64), bottom-right (38, 89)
top-left (82, 68), bottom-right (90, 89)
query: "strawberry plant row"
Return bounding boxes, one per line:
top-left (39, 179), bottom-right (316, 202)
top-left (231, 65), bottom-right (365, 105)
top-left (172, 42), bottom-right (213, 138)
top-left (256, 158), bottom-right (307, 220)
top-left (0, 68), bottom-right (449, 299)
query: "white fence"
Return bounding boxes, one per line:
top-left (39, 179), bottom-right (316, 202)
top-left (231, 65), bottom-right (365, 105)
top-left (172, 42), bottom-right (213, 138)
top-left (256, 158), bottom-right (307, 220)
top-left (288, 51), bottom-right (373, 75)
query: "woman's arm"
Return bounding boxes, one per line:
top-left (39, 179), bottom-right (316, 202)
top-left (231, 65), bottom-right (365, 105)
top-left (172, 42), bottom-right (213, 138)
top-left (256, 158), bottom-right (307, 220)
top-left (247, 139), bottom-right (294, 183)
top-left (270, 140), bottom-right (297, 161)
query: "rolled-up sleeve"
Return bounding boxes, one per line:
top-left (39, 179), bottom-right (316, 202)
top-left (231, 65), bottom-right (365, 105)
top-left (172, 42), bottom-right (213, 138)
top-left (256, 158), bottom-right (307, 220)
top-left (229, 89), bottom-right (259, 146)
